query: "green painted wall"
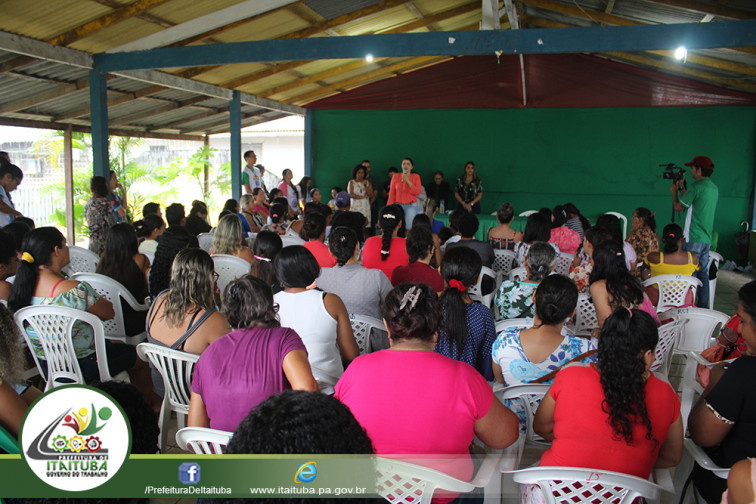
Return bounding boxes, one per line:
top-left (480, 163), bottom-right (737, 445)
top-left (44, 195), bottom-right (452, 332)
top-left (310, 107), bottom-right (756, 261)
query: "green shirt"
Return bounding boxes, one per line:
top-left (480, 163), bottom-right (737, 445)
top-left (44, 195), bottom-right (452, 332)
top-left (679, 177), bottom-right (718, 245)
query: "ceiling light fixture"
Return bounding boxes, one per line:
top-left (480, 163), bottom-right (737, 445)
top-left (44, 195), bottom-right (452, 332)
top-left (365, 54), bottom-right (374, 63)
top-left (674, 46), bottom-right (688, 62)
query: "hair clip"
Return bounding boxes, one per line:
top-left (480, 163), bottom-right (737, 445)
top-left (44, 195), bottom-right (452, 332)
top-left (254, 255), bottom-right (271, 262)
top-left (382, 214), bottom-right (396, 220)
top-left (650, 212), bottom-right (656, 217)
top-left (399, 286), bottom-right (421, 311)
top-left (616, 252), bottom-right (622, 256)
top-left (21, 252), bottom-right (34, 264)
top-left (339, 235), bottom-right (346, 242)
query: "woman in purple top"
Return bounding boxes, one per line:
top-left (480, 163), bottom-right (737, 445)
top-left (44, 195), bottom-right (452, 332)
top-left (188, 276), bottom-right (319, 432)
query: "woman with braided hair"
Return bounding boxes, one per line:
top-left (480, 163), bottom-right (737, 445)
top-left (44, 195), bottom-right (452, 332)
top-left (361, 205), bottom-right (409, 279)
top-left (528, 308), bottom-right (682, 503)
top-left (434, 247), bottom-right (496, 380)
top-left (336, 282), bottom-right (518, 503)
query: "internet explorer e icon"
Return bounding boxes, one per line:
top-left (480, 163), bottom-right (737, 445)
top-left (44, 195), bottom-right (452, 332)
top-left (294, 461), bottom-right (317, 483)
top-left (179, 462), bottom-right (201, 485)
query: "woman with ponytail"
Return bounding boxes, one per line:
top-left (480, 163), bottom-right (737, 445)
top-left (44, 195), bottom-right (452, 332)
top-left (362, 205), bottom-right (408, 279)
top-left (642, 222), bottom-right (698, 282)
top-left (494, 241), bottom-right (557, 320)
top-left (435, 247), bottom-right (496, 380)
top-left (530, 307), bottom-right (682, 494)
top-left (548, 205), bottom-right (581, 255)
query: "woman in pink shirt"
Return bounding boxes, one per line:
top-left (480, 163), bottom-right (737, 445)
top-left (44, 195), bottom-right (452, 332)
top-left (387, 157), bottom-right (422, 229)
top-left (336, 282), bottom-right (518, 503)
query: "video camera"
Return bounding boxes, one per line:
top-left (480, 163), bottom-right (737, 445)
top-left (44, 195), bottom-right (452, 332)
top-left (661, 163), bottom-right (687, 191)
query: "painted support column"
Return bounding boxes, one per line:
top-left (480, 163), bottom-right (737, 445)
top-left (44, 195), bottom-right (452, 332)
top-left (89, 69), bottom-right (109, 178)
top-left (63, 125), bottom-right (75, 245)
top-left (230, 90), bottom-right (241, 202)
top-left (304, 110), bottom-right (312, 177)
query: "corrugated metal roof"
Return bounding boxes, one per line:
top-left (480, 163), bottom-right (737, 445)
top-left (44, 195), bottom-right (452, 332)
top-left (1, 0), bottom-right (112, 40)
top-left (305, 0), bottom-right (384, 21)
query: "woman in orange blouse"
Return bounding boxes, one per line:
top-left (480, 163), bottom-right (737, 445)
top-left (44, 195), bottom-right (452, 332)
top-left (387, 157), bottom-right (422, 229)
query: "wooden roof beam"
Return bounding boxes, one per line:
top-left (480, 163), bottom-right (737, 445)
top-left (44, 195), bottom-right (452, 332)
top-left (0, 116), bottom-right (203, 141)
top-left (0, 55), bottom-right (37, 73)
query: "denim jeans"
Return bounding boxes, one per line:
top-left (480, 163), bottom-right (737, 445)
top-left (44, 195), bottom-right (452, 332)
top-left (684, 241), bottom-right (711, 308)
top-left (400, 203), bottom-right (418, 230)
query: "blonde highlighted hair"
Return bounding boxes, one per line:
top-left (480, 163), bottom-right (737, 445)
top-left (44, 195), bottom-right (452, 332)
top-left (161, 248), bottom-right (216, 327)
top-left (213, 214), bottom-right (246, 256)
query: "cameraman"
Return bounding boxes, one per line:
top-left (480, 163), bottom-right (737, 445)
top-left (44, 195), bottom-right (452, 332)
top-left (670, 155), bottom-right (719, 308)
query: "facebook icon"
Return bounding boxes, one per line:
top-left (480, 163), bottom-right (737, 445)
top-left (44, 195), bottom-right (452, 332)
top-left (179, 462), bottom-right (201, 485)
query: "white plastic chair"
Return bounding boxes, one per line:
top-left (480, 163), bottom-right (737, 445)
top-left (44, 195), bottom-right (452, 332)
top-left (494, 383), bottom-right (551, 468)
top-left (495, 318), bottom-right (532, 334)
top-left (569, 293), bottom-right (598, 337)
top-left (176, 426), bottom-right (233, 454)
top-left (659, 307), bottom-right (730, 354)
top-left (708, 251), bottom-right (723, 310)
top-left (492, 249), bottom-right (517, 279)
top-left (469, 266), bottom-right (496, 308)
top-left (605, 211), bottom-right (628, 238)
top-left (280, 234), bottom-right (306, 247)
top-left (509, 267), bottom-right (527, 282)
top-left (197, 232), bottom-right (214, 252)
top-left (650, 319), bottom-right (686, 376)
top-left (375, 452), bottom-right (502, 504)
top-left (143, 251), bottom-right (155, 264)
top-left (136, 342), bottom-right (199, 452)
top-left (211, 254), bottom-right (250, 295)
top-left (510, 466), bottom-right (662, 504)
top-left (519, 210), bottom-right (537, 218)
top-left (14, 305), bottom-right (128, 390)
top-left (349, 314), bottom-right (384, 355)
top-left (62, 246), bottom-right (99, 275)
top-left (643, 274), bottom-right (702, 312)
top-left (672, 438), bottom-right (730, 504)
top-left (554, 252), bottom-right (574, 276)
top-left (311, 366), bottom-right (338, 395)
top-left (70, 272), bottom-right (149, 345)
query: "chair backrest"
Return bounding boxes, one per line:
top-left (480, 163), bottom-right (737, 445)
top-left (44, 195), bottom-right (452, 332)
top-left (651, 319), bottom-right (686, 375)
top-left (511, 467), bottom-right (662, 504)
top-left (211, 254), bottom-right (250, 295)
top-left (708, 251), bottom-right (724, 310)
top-left (492, 249), bottom-right (517, 277)
top-left (468, 266), bottom-right (496, 308)
top-left (349, 314), bottom-right (383, 354)
top-left (375, 457), bottom-right (476, 504)
top-left (280, 234), bottom-right (306, 247)
top-left (197, 232), bottom-right (214, 252)
top-left (495, 384), bottom-right (551, 446)
top-left (659, 307), bottom-right (730, 353)
top-left (604, 211), bottom-right (628, 238)
top-left (136, 343), bottom-right (199, 415)
top-left (554, 252), bottom-right (574, 276)
top-left (571, 293), bottom-right (598, 337)
top-left (175, 427), bottom-right (232, 454)
top-left (70, 272), bottom-right (149, 344)
top-left (509, 267), bottom-right (527, 282)
top-left (14, 305), bottom-right (111, 390)
top-left (643, 274), bottom-right (702, 312)
top-left (519, 210), bottom-right (537, 218)
top-left (495, 318), bottom-right (532, 334)
top-left (63, 246), bottom-right (99, 275)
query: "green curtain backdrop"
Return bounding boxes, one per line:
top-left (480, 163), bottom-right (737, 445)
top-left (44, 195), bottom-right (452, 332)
top-left (311, 106), bottom-right (756, 261)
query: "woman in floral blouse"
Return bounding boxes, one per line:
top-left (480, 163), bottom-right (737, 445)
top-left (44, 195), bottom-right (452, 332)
top-left (626, 207), bottom-right (659, 278)
top-left (494, 241), bottom-right (556, 320)
top-left (454, 161), bottom-right (483, 214)
top-left (85, 176), bottom-right (116, 256)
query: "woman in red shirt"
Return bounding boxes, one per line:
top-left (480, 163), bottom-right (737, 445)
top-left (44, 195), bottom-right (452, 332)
top-left (362, 205), bottom-right (408, 280)
top-left (387, 157), bottom-right (422, 229)
top-left (530, 307), bottom-right (683, 501)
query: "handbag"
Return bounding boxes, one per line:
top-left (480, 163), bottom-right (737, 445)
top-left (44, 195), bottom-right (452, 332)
top-left (696, 315), bottom-right (741, 388)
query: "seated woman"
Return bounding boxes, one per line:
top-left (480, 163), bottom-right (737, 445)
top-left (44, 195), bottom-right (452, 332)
top-left (240, 193), bottom-right (265, 233)
top-left (335, 283), bottom-right (519, 502)
top-left (317, 226), bottom-right (392, 321)
top-left (146, 248), bottom-right (230, 395)
top-left (211, 214), bottom-right (254, 265)
top-left (249, 230), bottom-right (283, 293)
top-left (568, 226), bottom-right (612, 294)
top-left (642, 222), bottom-right (699, 307)
top-left (626, 207), bottom-right (659, 278)
top-left (0, 230), bottom-right (18, 302)
top-left (260, 203), bottom-right (288, 235)
top-left (362, 205), bottom-right (409, 280)
top-left (494, 241), bottom-right (556, 320)
top-left (488, 202), bottom-right (523, 251)
top-left (434, 247), bottom-right (496, 380)
top-left (590, 240), bottom-right (660, 334)
top-left (95, 223), bottom-right (150, 338)
top-left (274, 246), bottom-right (359, 381)
top-left (688, 279), bottom-right (756, 504)
top-left (391, 225), bottom-right (443, 292)
top-left (549, 205), bottom-right (581, 256)
top-left (8, 228), bottom-right (153, 400)
top-left (530, 308), bottom-right (682, 501)
top-left (596, 213), bottom-right (637, 271)
top-left (218, 198), bottom-right (238, 221)
top-left (135, 214), bottom-right (165, 256)
top-left (188, 276), bottom-right (318, 432)
top-left (514, 213), bottom-right (559, 267)
top-left (184, 200), bottom-right (212, 236)
top-left (301, 212), bottom-right (336, 268)
top-left (409, 213), bottom-right (442, 268)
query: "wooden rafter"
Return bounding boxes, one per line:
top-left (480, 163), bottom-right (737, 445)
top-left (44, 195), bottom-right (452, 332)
top-left (46, 0), bottom-right (172, 47)
top-left (0, 56), bottom-right (36, 73)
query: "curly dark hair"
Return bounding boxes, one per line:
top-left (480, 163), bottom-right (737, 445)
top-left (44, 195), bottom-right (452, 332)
top-left (598, 307), bottom-right (659, 446)
top-left (589, 240), bottom-right (643, 309)
top-left (222, 275), bottom-right (280, 329)
top-left (634, 207), bottom-right (656, 233)
top-left (351, 164), bottom-right (366, 180)
top-left (381, 282), bottom-right (441, 342)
